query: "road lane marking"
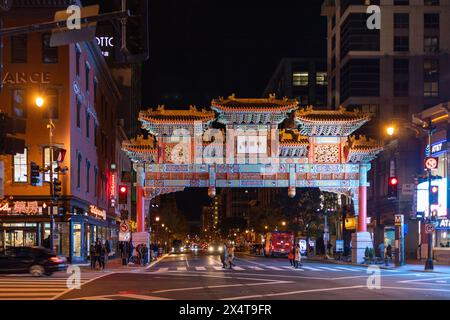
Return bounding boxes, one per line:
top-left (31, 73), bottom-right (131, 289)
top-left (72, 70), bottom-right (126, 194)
top-left (152, 280), bottom-right (294, 294)
top-left (155, 267), bottom-right (169, 272)
top-left (318, 267), bottom-right (342, 271)
top-left (184, 256), bottom-right (190, 268)
top-left (0, 288), bottom-right (63, 292)
top-left (195, 267), bottom-right (207, 271)
top-left (398, 276), bottom-right (450, 283)
top-left (222, 285), bottom-right (366, 300)
top-left (235, 257), bottom-right (267, 267)
top-left (51, 272), bottom-right (113, 300)
top-left (302, 266), bottom-right (322, 271)
top-left (176, 267), bottom-right (187, 271)
top-left (213, 266), bottom-right (224, 271)
top-left (145, 253), bottom-right (170, 270)
top-left (335, 267), bottom-right (363, 272)
top-left (247, 266), bottom-right (264, 271)
top-left (266, 266), bottom-right (283, 271)
top-left (233, 266), bottom-right (244, 271)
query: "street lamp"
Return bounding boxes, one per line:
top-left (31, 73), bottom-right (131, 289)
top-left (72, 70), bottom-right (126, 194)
top-left (281, 221), bottom-right (286, 227)
top-left (155, 216), bottom-right (160, 244)
top-left (386, 126), bottom-right (395, 136)
top-left (35, 96), bottom-right (44, 108)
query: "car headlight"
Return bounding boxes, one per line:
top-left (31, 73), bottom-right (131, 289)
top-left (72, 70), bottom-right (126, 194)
top-left (218, 247), bottom-right (223, 252)
top-left (208, 246), bottom-right (214, 252)
top-left (171, 247), bottom-right (174, 252)
top-left (181, 247), bottom-right (184, 252)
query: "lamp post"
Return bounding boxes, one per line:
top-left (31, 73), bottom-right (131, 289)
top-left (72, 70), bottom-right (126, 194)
top-left (36, 95), bottom-right (56, 252)
top-left (155, 216), bottom-right (160, 245)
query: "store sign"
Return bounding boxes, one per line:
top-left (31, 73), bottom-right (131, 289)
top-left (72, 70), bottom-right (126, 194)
top-left (2, 72), bottom-right (51, 85)
top-left (425, 141), bottom-right (447, 157)
top-left (436, 219), bottom-right (450, 230)
top-left (110, 171), bottom-right (117, 207)
top-left (89, 205), bottom-right (106, 220)
top-left (0, 201), bottom-right (40, 215)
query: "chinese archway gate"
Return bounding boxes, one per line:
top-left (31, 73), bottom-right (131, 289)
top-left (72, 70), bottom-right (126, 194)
top-left (122, 95), bottom-right (383, 263)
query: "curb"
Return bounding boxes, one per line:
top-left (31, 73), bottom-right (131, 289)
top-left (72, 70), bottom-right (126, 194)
top-left (145, 253), bottom-right (170, 270)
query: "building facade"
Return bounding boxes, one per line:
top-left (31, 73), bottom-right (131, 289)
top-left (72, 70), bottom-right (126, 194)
top-left (0, 1), bottom-right (123, 263)
top-left (322, 0), bottom-right (450, 259)
top-left (263, 58), bottom-right (328, 108)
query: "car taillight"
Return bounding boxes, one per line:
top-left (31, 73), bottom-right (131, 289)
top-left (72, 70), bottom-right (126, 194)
top-left (50, 256), bottom-right (63, 263)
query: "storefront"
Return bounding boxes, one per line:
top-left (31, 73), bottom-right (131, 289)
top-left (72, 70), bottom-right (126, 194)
top-left (433, 218), bottom-right (450, 263)
top-left (0, 199), bottom-right (118, 264)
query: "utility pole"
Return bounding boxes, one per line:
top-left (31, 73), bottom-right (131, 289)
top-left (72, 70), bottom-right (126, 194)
top-left (425, 118), bottom-right (434, 271)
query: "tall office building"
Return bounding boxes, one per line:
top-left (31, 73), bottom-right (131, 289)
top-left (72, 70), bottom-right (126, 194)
top-left (322, 0), bottom-right (450, 258)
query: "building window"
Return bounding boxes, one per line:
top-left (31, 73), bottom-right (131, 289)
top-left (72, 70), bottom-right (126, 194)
top-left (293, 72), bottom-right (308, 86)
top-left (93, 78), bottom-right (98, 105)
top-left (42, 33), bottom-right (58, 63)
top-left (393, 59), bottom-right (409, 97)
top-left (76, 100), bottom-right (81, 128)
top-left (424, 13), bottom-right (439, 29)
top-left (86, 160), bottom-right (90, 193)
top-left (11, 89), bottom-right (26, 118)
top-left (424, 59), bottom-right (439, 78)
top-left (86, 111), bottom-right (90, 138)
top-left (42, 89), bottom-right (59, 119)
top-left (44, 147), bottom-right (58, 182)
top-left (394, 36), bottom-right (409, 52)
top-left (13, 149), bottom-right (28, 183)
top-left (75, 46), bottom-right (81, 77)
top-left (94, 123), bottom-right (98, 146)
top-left (424, 37), bottom-right (439, 52)
top-left (394, 0), bottom-right (409, 4)
top-left (94, 166), bottom-right (98, 198)
top-left (11, 35), bottom-right (27, 63)
top-left (424, 0), bottom-right (439, 5)
top-left (340, 13), bottom-right (380, 59)
top-left (316, 72), bottom-right (327, 86)
top-left (394, 13), bottom-right (409, 29)
top-left (77, 153), bottom-right (82, 189)
top-left (340, 59), bottom-right (380, 101)
top-left (85, 62), bottom-right (90, 92)
top-left (424, 81), bottom-right (439, 97)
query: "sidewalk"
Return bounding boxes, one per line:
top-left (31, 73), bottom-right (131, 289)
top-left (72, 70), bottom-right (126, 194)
top-left (308, 254), bottom-right (450, 274)
top-left (77, 254), bottom-right (169, 273)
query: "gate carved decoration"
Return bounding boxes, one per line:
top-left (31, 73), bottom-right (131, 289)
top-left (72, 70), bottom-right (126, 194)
top-left (122, 95), bottom-right (383, 263)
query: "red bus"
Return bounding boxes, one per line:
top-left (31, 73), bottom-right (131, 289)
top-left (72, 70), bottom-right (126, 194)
top-left (263, 231), bottom-right (294, 257)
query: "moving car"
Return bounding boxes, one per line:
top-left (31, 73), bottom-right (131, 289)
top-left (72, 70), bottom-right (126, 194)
top-left (0, 247), bottom-right (67, 276)
top-left (171, 239), bottom-right (184, 254)
top-left (206, 241), bottom-right (224, 255)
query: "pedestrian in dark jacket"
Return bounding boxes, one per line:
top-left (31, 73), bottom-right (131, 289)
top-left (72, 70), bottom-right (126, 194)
top-left (95, 240), bottom-right (102, 270)
top-left (90, 243), bottom-right (96, 270)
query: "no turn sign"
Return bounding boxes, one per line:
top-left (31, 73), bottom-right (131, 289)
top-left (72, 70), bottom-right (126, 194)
top-left (120, 222), bottom-right (129, 233)
top-left (425, 223), bottom-right (435, 234)
top-left (425, 157), bottom-right (439, 170)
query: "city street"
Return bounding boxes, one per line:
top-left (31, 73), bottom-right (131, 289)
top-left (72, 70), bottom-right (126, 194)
top-left (30, 253), bottom-right (450, 300)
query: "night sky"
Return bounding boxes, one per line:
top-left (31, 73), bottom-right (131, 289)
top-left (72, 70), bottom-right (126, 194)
top-left (144, 0), bottom-right (326, 221)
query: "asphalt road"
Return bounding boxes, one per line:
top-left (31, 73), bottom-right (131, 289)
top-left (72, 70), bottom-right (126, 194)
top-left (43, 252), bottom-right (450, 300)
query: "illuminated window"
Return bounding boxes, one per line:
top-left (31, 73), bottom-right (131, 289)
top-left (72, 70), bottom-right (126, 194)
top-left (77, 153), bottom-right (82, 189)
top-left (43, 147), bottom-right (58, 182)
top-left (316, 72), bottom-right (327, 86)
top-left (424, 81), bottom-right (439, 97)
top-left (11, 89), bottom-right (26, 118)
top-left (42, 33), bottom-right (58, 63)
top-left (424, 37), bottom-right (439, 52)
top-left (13, 149), bottom-right (28, 183)
top-left (293, 72), bottom-right (308, 86)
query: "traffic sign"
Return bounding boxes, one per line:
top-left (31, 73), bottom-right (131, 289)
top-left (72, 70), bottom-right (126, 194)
top-left (425, 157), bottom-right (438, 170)
top-left (120, 222), bottom-right (129, 233)
top-left (425, 223), bottom-right (435, 234)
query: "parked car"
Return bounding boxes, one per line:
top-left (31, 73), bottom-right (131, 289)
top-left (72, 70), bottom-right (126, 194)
top-left (0, 247), bottom-right (67, 277)
top-left (171, 240), bottom-right (184, 254)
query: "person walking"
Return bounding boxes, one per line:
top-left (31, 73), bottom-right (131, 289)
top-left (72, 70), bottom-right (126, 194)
top-left (89, 243), bottom-right (96, 270)
top-left (227, 244), bottom-right (235, 269)
top-left (386, 244), bottom-right (392, 265)
top-left (94, 239), bottom-right (102, 270)
top-left (221, 242), bottom-right (228, 268)
top-left (100, 241), bottom-right (107, 270)
top-left (378, 242), bottom-right (385, 260)
top-left (288, 245), bottom-right (295, 267)
top-left (294, 244), bottom-right (302, 268)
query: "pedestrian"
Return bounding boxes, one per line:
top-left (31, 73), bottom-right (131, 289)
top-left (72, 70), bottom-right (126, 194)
top-left (386, 244), bottom-right (392, 261)
top-left (227, 244), bottom-right (235, 269)
top-left (378, 242), bottom-right (385, 260)
top-left (288, 245), bottom-right (294, 266)
top-left (94, 239), bottom-right (102, 270)
top-left (89, 243), bottom-right (96, 270)
top-left (100, 241), bottom-right (107, 270)
top-left (128, 241), bottom-right (134, 263)
top-left (294, 244), bottom-right (302, 268)
top-left (221, 242), bottom-right (228, 268)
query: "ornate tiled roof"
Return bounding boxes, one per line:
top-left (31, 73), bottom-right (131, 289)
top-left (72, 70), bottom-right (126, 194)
top-left (279, 129), bottom-right (309, 146)
top-left (212, 94), bottom-right (298, 112)
top-left (122, 135), bottom-right (157, 163)
top-left (139, 105), bottom-right (215, 124)
top-left (345, 135), bottom-right (383, 163)
top-left (295, 106), bottom-right (371, 136)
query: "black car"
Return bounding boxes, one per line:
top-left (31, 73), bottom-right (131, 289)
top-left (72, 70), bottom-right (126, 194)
top-left (0, 247), bottom-right (67, 276)
top-left (171, 240), bottom-right (184, 254)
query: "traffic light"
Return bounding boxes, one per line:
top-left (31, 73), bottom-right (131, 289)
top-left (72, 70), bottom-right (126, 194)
top-left (119, 185), bottom-right (128, 204)
top-left (0, 112), bottom-right (26, 155)
top-left (124, 0), bottom-right (149, 63)
top-left (430, 185), bottom-right (439, 205)
top-left (388, 176), bottom-right (398, 198)
top-left (53, 178), bottom-right (62, 199)
top-left (30, 162), bottom-right (40, 186)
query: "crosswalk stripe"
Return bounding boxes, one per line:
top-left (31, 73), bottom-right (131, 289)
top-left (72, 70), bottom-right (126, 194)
top-left (302, 266), bottom-right (322, 271)
top-left (266, 266), bottom-right (283, 271)
top-left (0, 288), bottom-right (64, 292)
top-left (155, 267), bottom-right (169, 272)
top-left (247, 266), bottom-right (264, 271)
top-left (213, 266), bottom-right (224, 270)
top-left (233, 266), bottom-right (244, 271)
top-left (335, 267), bottom-right (362, 272)
top-left (318, 266), bottom-right (342, 271)
top-left (195, 267), bottom-right (207, 271)
top-left (177, 267), bottom-right (187, 271)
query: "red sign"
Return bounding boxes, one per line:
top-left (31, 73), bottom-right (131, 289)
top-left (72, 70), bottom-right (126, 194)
top-left (425, 157), bottom-right (438, 170)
